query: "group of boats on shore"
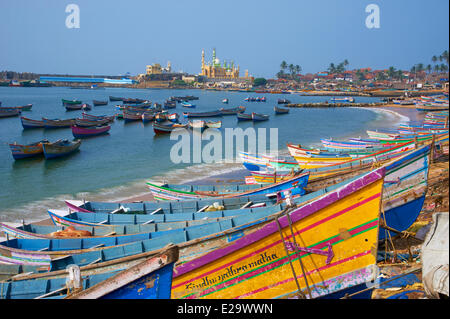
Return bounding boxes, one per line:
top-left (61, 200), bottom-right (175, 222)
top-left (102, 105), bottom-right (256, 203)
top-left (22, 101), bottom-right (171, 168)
top-left (0, 106), bottom-right (448, 299)
top-left (392, 94), bottom-right (449, 112)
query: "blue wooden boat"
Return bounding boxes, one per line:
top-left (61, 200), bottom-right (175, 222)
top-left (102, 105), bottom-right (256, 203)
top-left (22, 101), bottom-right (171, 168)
top-left (0, 244), bottom-right (178, 299)
top-left (8, 140), bottom-right (49, 160)
top-left (251, 112), bottom-right (269, 121)
top-left (180, 101), bottom-right (195, 108)
top-left (42, 139), bottom-right (81, 159)
top-left (274, 106), bottom-right (290, 114)
top-left (236, 112), bottom-right (252, 121)
top-left (183, 110), bottom-right (221, 118)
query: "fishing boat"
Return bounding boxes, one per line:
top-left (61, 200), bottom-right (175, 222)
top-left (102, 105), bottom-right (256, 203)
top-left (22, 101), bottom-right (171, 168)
top-left (164, 100), bottom-right (177, 109)
top-left (220, 106), bottom-right (245, 115)
top-left (142, 112), bottom-right (155, 123)
top-left (183, 110), bottom-right (221, 118)
top-left (80, 112), bottom-right (112, 121)
top-left (146, 172), bottom-right (309, 201)
top-left (274, 106), bottom-right (290, 114)
top-left (252, 112), bottom-right (269, 121)
top-left (71, 125), bottom-right (111, 138)
top-left (62, 99), bottom-right (82, 105)
top-left (42, 118), bottom-right (76, 128)
top-left (237, 113), bottom-right (253, 121)
top-left (1, 104), bottom-right (32, 111)
top-left (205, 120), bottom-right (222, 129)
top-left (188, 120), bottom-right (206, 132)
top-left (170, 167), bottom-right (385, 299)
top-left (153, 122), bottom-right (188, 134)
top-left (8, 140), bottom-right (49, 160)
top-left (0, 108), bottom-right (21, 118)
top-left (122, 98), bottom-right (146, 104)
top-left (249, 169), bottom-right (297, 184)
top-left (330, 97), bottom-right (355, 103)
top-left (154, 112), bottom-right (169, 123)
top-left (92, 100), bottom-right (108, 106)
top-left (366, 130), bottom-right (401, 140)
top-left (65, 103), bottom-right (91, 111)
top-left (277, 99), bottom-right (291, 104)
top-left (168, 113), bottom-right (180, 123)
top-left (1, 148), bottom-right (429, 283)
top-left (74, 117), bottom-right (112, 127)
top-left (20, 116), bottom-right (45, 129)
top-left (42, 139), bottom-right (82, 159)
top-left (123, 110), bottom-right (144, 122)
top-left (0, 244), bottom-right (178, 299)
top-left (180, 101), bottom-right (195, 108)
top-left (109, 96), bottom-right (124, 102)
top-left (415, 103), bottom-right (449, 112)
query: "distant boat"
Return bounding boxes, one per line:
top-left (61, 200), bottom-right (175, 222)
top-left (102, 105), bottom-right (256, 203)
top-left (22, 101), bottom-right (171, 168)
top-left (20, 116), bottom-right (45, 129)
top-left (183, 110), bottom-right (221, 118)
top-left (205, 120), bottom-right (222, 129)
top-left (155, 112), bottom-right (169, 122)
top-left (220, 106), bottom-right (245, 115)
top-left (93, 100), bottom-right (108, 106)
top-left (153, 121), bottom-right (187, 134)
top-left (1, 104), bottom-right (32, 111)
top-left (74, 117), bottom-right (112, 127)
top-left (330, 97), bottom-right (355, 103)
top-left (123, 110), bottom-right (144, 122)
top-left (0, 108), bottom-right (21, 118)
top-left (42, 139), bottom-right (81, 159)
top-left (65, 103), bottom-right (91, 111)
top-left (164, 100), bottom-right (176, 109)
top-left (180, 101), bottom-right (195, 108)
top-left (274, 106), bottom-right (290, 114)
top-left (62, 99), bottom-right (82, 105)
top-left (71, 124), bottom-right (111, 138)
top-left (8, 140), bottom-right (49, 160)
top-left (141, 112), bottom-right (155, 123)
top-left (252, 112), bottom-right (269, 121)
top-left (237, 112), bottom-right (253, 121)
top-left (188, 120), bottom-right (206, 131)
top-left (168, 113), bottom-right (180, 123)
top-left (109, 96), bottom-right (124, 102)
top-left (277, 99), bottom-right (291, 104)
top-left (42, 118), bottom-right (76, 128)
top-left (81, 112), bottom-right (115, 123)
top-left (222, 98), bottom-right (229, 104)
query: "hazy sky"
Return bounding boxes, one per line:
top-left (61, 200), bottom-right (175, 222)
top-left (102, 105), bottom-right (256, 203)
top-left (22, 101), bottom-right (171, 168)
top-left (0, 0), bottom-right (448, 78)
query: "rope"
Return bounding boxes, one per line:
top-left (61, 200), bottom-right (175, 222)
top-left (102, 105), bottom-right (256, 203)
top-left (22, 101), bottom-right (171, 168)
top-left (275, 216), bottom-right (307, 299)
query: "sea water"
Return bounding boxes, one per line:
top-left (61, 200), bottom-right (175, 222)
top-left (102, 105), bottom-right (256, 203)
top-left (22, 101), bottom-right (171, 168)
top-left (0, 86), bottom-right (408, 223)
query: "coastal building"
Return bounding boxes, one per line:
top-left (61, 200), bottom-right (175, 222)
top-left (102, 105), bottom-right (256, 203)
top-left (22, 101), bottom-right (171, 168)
top-left (200, 48), bottom-right (241, 79)
top-left (146, 62), bottom-right (172, 75)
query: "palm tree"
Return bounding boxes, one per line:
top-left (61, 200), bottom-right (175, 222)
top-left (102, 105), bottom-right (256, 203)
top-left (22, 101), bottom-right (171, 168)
top-left (396, 70), bottom-right (404, 81)
top-left (440, 64), bottom-right (449, 72)
top-left (328, 63), bottom-right (336, 74)
top-left (295, 65), bottom-right (302, 74)
top-left (434, 64), bottom-right (440, 73)
top-left (280, 61), bottom-right (287, 72)
top-left (343, 59), bottom-right (349, 68)
top-left (441, 50), bottom-right (449, 65)
top-left (387, 66), bottom-right (396, 79)
top-left (288, 64), bottom-right (295, 77)
top-left (432, 55), bottom-right (438, 64)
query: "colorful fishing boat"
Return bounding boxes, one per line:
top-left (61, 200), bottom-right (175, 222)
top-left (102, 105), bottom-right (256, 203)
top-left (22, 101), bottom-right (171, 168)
top-left (42, 139), bottom-right (82, 159)
top-left (20, 116), bottom-right (45, 129)
top-left (277, 99), bottom-right (291, 104)
top-left (0, 244), bottom-right (178, 299)
top-left (274, 106), bottom-right (290, 114)
top-left (0, 108), bottom-right (21, 118)
top-left (1, 104), bottom-right (32, 111)
top-left (415, 104), bottom-right (449, 112)
top-left (81, 112), bottom-right (115, 123)
top-left (180, 101), bottom-right (195, 108)
top-left (8, 140), bottom-right (49, 160)
top-left (237, 113), bottom-right (253, 121)
top-left (168, 113), bottom-right (180, 122)
top-left (146, 172), bottom-right (309, 201)
top-left (142, 112), bottom-right (155, 123)
top-left (71, 124), bottom-right (111, 138)
top-left (330, 97), bottom-right (355, 102)
top-left (366, 130), bottom-right (401, 140)
top-left (170, 167), bottom-right (385, 299)
top-left (153, 122), bottom-right (188, 134)
top-left (188, 120), bottom-right (206, 132)
top-left (252, 112), bottom-right (269, 121)
top-left (93, 100), bottom-right (108, 106)
top-left (205, 120), bottom-right (222, 129)
top-left (220, 106), bottom-right (245, 115)
top-left (42, 118), bottom-right (76, 128)
top-left (123, 109), bottom-right (144, 122)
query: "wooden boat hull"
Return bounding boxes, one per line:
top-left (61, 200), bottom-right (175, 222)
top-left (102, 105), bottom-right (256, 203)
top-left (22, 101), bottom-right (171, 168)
top-left (274, 106), bottom-right (290, 114)
top-left (93, 100), bottom-right (108, 106)
top-left (183, 111), bottom-right (222, 118)
top-left (62, 99), bottom-right (82, 105)
top-left (171, 168), bottom-right (385, 299)
top-left (42, 140), bottom-right (81, 159)
top-left (237, 113), bottom-right (252, 121)
top-left (0, 109), bottom-right (21, 118)
top-left (71, 125), bottom-right (111, 138)
top-left (252, 112), bottom-right (269, 121)
top-left (20, 116), bottom-right (45, 129)
top-left (220, 106), bottom-right (245, 115)
top-left (9, 142), bottom-right (45, 160)
top-left (42, 118), bottom-right (76, 128)
top-left (153, 122), bottom-right (187, 134)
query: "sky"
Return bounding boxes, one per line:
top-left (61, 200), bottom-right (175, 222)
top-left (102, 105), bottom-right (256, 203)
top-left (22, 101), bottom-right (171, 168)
top-left (0, 0), bottom-right (448, 78)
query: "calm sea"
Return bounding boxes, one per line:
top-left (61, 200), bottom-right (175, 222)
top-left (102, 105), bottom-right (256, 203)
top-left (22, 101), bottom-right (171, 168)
top-left (0, 86), bottom-right (409, 223)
